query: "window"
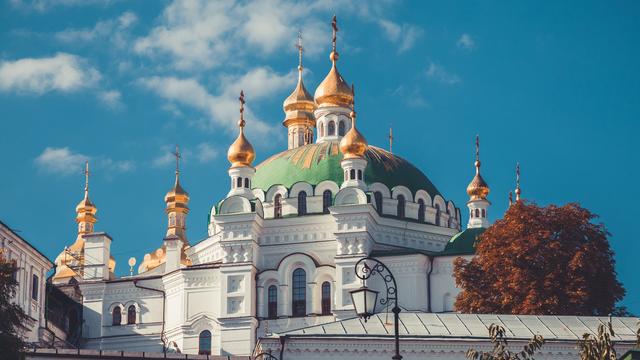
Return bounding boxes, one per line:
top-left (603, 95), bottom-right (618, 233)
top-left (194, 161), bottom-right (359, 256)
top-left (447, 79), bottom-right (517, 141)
top-left (475, 209), bottom-right (480, 218)
top-left (328, 121), bottom-right (335, 136)
top-left (357, 170), bottom-right (362, 180)
top-left (127, 305), bottom-right (136, 325)
top-left (397, 195), bottom-right (405, 219)
top-left (349, 169), bottom-right (356, 180)
top-left (322, 190), bottom-right (332, 214)
top-left (244, 178), bottom-right (249, 188)
top-left (297, 191), bottom-right (307, 216)
top-left (292, 269), bottom-right (306, 317)
top-left (236, 177), bottom-right (242, 188)
top-left (435, 204), bottom-right (441, 226)
top-left (374, 192), bottom-right (383, 214)
top-left (298, 131), bottom-right (304, 146)
top-left (418, 199), bottom-right (425, 222)
top-left (112, 307), bottom-right (121, 326)
top-left (481, 209), bottom-right (486, 218)
top-left (321, 282), bottom-right (331, 315)
top-left (274, 194), bottom-right (282, 219)
top-left (338, 121), bottom-right (345, 136)
top-left (198, 330), bottom-right (212, 355)
top-left (268, 285), bottom-right (278, 319)
top-left (31, 274), bottom-right (38, 300)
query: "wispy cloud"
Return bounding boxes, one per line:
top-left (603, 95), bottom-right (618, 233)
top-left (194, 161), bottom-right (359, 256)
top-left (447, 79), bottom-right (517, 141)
top-left (457, 33), bottom-right (476, 51)
top-left (378, 19), bottom-right (423, 53)
top-left (10, 0), bottom-right (117, 12)
top-left (390, 85), bottom-right (429, 108)
top-left (138, 67), bottom-right (294, 136)
top-left (54, 11), bottom-right (137, 48)
top-left (196, 143), bottom-right (218, 163)
top-left (34, 147), bottom-right (134, 175)
top-left (426, 61), bottom-right (461, 85)
top-left (0, 53), bottom-right (100, 94)
top-left (97, 90), bottom-right (123, 108)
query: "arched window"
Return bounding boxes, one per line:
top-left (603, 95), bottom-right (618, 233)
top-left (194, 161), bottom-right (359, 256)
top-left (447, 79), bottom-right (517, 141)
top-left (298, 131), bottom-right (304, 146)
top-left (268, 285), bottom-right (277, 319)
top-left (321, 281), bottom-right (331, 315)
top-left (374, 192), bottom-right (383, 214)
top-left (475, 209), bottom-right (480, 218)
top-left (244, 178), bottom-right (249, 188)
top-left (418, 199), bottom-right (425, 222)
top-left (350, 169), bottom-right (356, 180)
top-left (127, 305), bottom-right (136, 325)
top-left (319, 123), bottom-right (324, 137)
top-left (112, 307), bottom-right (121, 326)
top-left (435, 204), bottom-right (441, 226)
top-left (297, 191), bottom-right (307, 216)
top-left (292, 269), bottom-right (306, 317)
top-left (481, 209), bottom-right (486, 218)
top-left (236, 177), bottom-right (242, 188)
top-left (397, 195), bottom-right (405, 219)
top-left (198, 330), bottom-right (212, 355)
top-left (338, 121), bottom-right (345, 136)
top-left (328, 121), bottom-right (335, 135)
top-left (322, 190), bottom-right (332, 214)
top-left (274, 194), bottom-right (282, 219)
top-left (357, 169), bottom-right (362, 180)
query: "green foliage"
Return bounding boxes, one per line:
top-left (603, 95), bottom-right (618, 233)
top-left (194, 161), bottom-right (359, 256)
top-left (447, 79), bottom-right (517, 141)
top-left (466, 323), bottom-right (545, 360)
top-left (577, 321), bottom-right (618, 360)
top-left (0, 251), bottom-right (30, 360)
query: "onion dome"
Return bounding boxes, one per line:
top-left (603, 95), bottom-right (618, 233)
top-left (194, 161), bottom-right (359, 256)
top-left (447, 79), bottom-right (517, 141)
top-left (314, 16), bottom-right (353, 108)
top-left (227, 91), bottom-right (256, 168)
top-left (283, 35), bottom-right (316, 127)
top-left (339, 86), bottom-right (368, 159)
top-left (165, 145), bottom-right (190, 206)
top-left (76, 161), bottom-right (97, 234)
top-left (466, 135), bottom-right (490, 201)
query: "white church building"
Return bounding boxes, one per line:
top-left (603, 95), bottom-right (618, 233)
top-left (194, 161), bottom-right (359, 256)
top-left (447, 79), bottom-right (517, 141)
top-left (48, 18), bottom-right (638, 360)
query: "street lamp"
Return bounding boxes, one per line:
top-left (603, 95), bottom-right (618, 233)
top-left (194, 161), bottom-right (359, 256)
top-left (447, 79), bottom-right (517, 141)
top-left (349, 257), bottom-right (402, 360)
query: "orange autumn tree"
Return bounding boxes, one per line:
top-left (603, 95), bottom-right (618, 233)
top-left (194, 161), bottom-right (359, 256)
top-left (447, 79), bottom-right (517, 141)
top-left (453, 201), bottom-right (624, 315)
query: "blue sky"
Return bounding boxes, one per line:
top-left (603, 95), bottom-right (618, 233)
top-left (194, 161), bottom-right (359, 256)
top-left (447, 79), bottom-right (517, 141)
top-left (1, 0), bottom-right (639, 314)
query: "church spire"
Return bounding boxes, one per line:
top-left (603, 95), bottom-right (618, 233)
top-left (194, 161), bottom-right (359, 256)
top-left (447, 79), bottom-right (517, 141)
top-left (227, 91), bottom-right (257, 198)
top-left (466, 135), bottom-right (490, 229)
top-left (283, 32), bottom-right (316, 149)
top-left (76, 160), bottom-right (97, 235)
top-left (165, 145), bottom-right (189, 240)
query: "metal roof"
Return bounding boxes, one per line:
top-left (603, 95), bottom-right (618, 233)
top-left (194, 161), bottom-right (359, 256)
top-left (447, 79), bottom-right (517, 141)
top-left (273, 313), bottom-right (639, 342)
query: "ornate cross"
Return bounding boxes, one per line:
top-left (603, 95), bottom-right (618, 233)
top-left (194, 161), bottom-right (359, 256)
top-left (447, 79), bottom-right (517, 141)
top-left (296, 31), bottom-right (304, 69)
top-left (172, 145), bottom-right (181, 175)
top-left (84, 160), bottom-right (90, 193)
top-left (239, 90), bottom-right (245, 127)
top-left (475, 134), bottom-right (480, 162)
top-left (389, 127), bottom-right (394, 153)
top-left (331, 15), bottom-right (338, 52)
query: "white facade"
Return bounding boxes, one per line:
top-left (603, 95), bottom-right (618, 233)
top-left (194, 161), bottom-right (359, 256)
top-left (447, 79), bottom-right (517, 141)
top-left (0, 220), bottom-right (53, 345)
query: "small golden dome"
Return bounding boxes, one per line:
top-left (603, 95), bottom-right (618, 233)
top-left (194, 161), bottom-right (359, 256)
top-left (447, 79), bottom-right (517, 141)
top-left (283, 68), bottom-right (316, 128)
top-left (227, 91), bottom-right (256, 168)
top-left (339, 95), bottom-right (368, 159)
top-left (76, 195), bottom-right (97, 214)
top-left (314, 54), bottom-right (353, 108)
top-left (466, 136), bottom-right (490, 201)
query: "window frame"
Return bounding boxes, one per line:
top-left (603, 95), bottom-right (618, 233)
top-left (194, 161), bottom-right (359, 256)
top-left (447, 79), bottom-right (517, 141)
top-left (198, 330), bottom-right (212, 355)
top-left (291, 268), bottom-right (306, 317)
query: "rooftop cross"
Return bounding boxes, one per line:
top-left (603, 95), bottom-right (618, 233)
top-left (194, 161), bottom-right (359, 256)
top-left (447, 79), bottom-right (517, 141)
top-left (331, 15), bottom-right (338, 52)
top-left (238, 90), bottom-right (245, 127)
top-left (171, 144), bottom-right (181, 177)
top-left (296, 31), bottom-right (304, 70)
top-left (83, 160), bottom-right (90, 197)
top-left (389, 127), bottom-right (394, 153)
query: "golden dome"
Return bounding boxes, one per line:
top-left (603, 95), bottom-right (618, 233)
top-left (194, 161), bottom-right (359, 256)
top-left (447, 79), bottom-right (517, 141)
top-left (339, 93), bottom-right (368, 159)
top-left (227, 91), bottom-right (256, 168)
top-left (466, 136), bottom-right (490, 201)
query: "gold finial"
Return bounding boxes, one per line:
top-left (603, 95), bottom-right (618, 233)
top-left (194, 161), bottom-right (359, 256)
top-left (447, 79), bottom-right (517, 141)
top-left (515, 162), bottom-right (521, 202)
top-left (509, 191), bottom-right (513, 206)
top-left (296, 31), bottom-right (304, 72)
top-left (83, 160), bottom-right (90, 199)
top-left (389, 126), bottom-right (394, 153)
top-left (228, 90), bottom-right (256, 167)
top-left (330, 15), bottom-right (339, 62)
top-left (238, 90), bottom-right (246, 128)
top-left (172, 145), bottom-right (181, 179)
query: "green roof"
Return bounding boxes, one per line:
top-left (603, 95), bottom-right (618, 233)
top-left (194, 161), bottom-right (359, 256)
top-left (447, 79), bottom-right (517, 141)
top-left (441, 227), bottom-right (485, 256)
top-left (621, 350), bottom-right (640, 360)
top-left (252, 141), bottom-right (441, 196)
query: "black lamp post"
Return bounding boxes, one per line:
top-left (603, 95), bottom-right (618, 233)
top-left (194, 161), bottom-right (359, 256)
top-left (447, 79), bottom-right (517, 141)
top-left (349, 257), bottom-right (402, 360)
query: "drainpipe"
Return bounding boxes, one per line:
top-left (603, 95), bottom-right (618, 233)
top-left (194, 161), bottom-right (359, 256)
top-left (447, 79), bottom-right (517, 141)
top-left (279, 335), bottom-right (287, 360)
top-left (427, 256), bottom-right (434, 313)
top-left (133, 280), bottom-right (166, 353)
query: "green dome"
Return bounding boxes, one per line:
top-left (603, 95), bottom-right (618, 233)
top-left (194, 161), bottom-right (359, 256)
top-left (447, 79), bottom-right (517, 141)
top-left (252, 141), bottom-right (441, 196)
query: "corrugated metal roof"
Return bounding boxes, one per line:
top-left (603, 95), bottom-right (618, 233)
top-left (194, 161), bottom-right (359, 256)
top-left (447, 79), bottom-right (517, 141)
top-left (274, 313), bottom-right (639, 341)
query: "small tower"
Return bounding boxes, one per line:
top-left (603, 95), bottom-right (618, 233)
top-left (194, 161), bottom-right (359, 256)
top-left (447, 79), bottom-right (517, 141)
top-left (165, 145), bottom-right (189, 241)
top-left (314, 16), bottom-right (354, 143)
top-left (227, 90), bottom-right (256, 198)
top-left (339, 85), bottom-right (368, 189)
top-left (283, 32), bottom-right (316, 149)
top-left (466, 135), bottom-right (490, 228)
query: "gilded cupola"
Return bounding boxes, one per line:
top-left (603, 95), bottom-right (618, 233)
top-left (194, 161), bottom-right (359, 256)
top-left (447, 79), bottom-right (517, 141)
top-left (227, 91), bottom-right (256, 168)
top-left (466, 135), bottom-right (490, 201)
top-left (165, 145), bottom-right (189, 240)
top-left (339, 85), bottom-right (368, 159)
top-left (314, 16), bottom-right (354, 109)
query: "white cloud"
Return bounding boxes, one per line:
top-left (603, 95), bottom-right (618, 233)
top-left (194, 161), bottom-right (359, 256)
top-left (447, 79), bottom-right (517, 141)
top-left (378, 19), bottom-right (423, 53)
top-left (457, 33), bottom-right (475, 50)
top-left (196, 143), bottom-right (218, 163)
top-left (426, 61), bottom-right (461, 85)
top-left (152, 151), bottom-right (176, 168)
top-left (35, 147), bottom-right (88, 175)
top-left (0, 53), bottom-right (100, 94)
top-left (10, 0), bottom-right (116, 12)
top-left (138, 67), bottom-right (294, 135)
top-left (54, 11), bottom-right (137, 47)
top-left (34, 147), bottom-right (134, 175)
top-left (97, 90), bottom-right (122, 108)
